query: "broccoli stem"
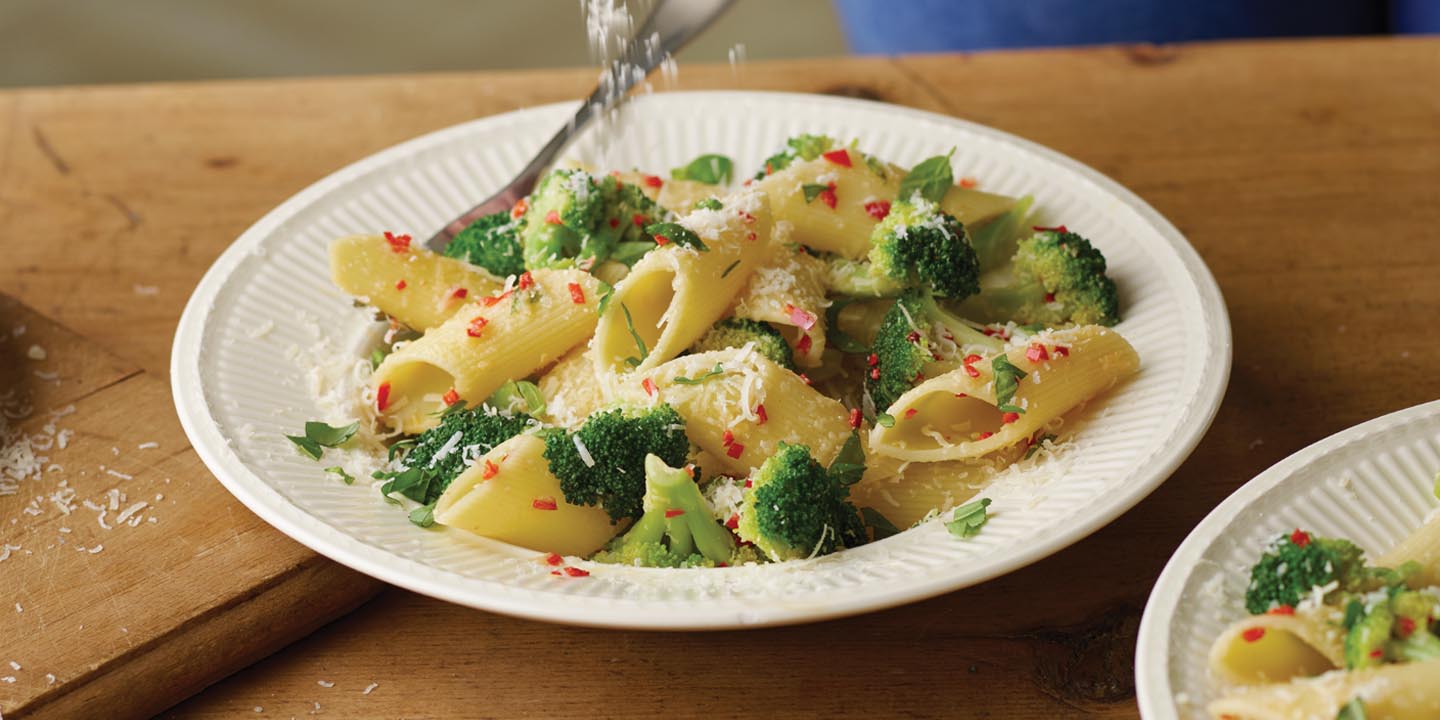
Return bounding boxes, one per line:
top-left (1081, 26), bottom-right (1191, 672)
top-left (917, 295), bottom-right (1004, 354)
top-left (642, 454), bottom-right (735, 564)
top-left (969, 195), bottom-right (1034, 274)
top-left (827, 258), bottom-right (906, 297)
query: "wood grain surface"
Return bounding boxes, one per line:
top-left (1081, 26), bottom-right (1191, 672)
top-left (0, 38), bottom-right (1437, 718)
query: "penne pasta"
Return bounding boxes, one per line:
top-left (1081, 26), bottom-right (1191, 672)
top-left (372, 269), bottom-right (600, 433)
top-left (330, 233), bottom-right (503, 331)
top-left (1375, 510), bottom-right (1440, 586)
top-left (613, 170), bottom-right (722, 214)
top-left (868, 326), bottom-right (1139, 462)
top-left (756, 148), bottom-right (1017, 259)
top-left (434, 433), bottom-right (618, 556)
top-left (732, 246), bottom-right (831, 367)
top-left (1207, 605), bottom-right (1347, 686)
top-left (536, 345), bottom-right (608, 430)
top-left (1208, 659), bottom-right (1440, 720)
top-left (590, 187), bottom-right (776, 374)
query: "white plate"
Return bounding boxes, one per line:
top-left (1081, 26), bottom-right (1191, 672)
top-left (1136, 400), bottom-right (1440, 718)
top-left (172, 91), bottom-right (1230, 629)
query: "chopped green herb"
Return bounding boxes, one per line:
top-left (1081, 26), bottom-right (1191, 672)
top-left (991, 355), bottom-right (1026, 414)
top-left (672, 363), bottom-right (726, 386)
top-left (386, 437), bottom-right (417, 462)
top-left (323, 465), bottom-right (355, 485)
top-left (945, 497), bottom-right (992, 539)
top-left (1024, 433), bottom-right (1057, 460)
top-left (610, 241), bottom-right (655, 266)
top-left (671, 154), bottom-right (733, 185)
top-left (827, 432), bottom-right (866, 486)
top-left (620, 302), bottom-right (649, 366)
top-left (897, 149), bottom-right (955, 204)
top-left (862, 507), bottom-right (900, 540)
top-left (409, 502), bottom-right (438, 528)
top-left (824, 297), bottom-right (868, 353)
top-left (596, 281), bottom-right (615, 316)
top-left (875, 412), bottom-right (896, 428)
top-left (488, 380), bottom-right (545, 415)
top-left (286, 420), bottom-right (360, 460)
top-left (693, 197), bottom-right (724, 211)
top-left (863, 153), bottom-right (888, 179)
top-left (1018, 322), bottom-right (1049, 333)
top-left (380, 466), bottom-right (434, 505)
top-left (801, 183), bottom-right (830, 204)
top-left (286, 435), bottom-right (323, 460)
top-left (645, 222), bottom-right (708, 251)
top-left (369, 348), bottom-right (387, 370)
top-left (719, 259), bottom-right (741, 279)
top-left (1343, 599), bottom-right (1365, 630)
top-left (1336, 697), bottom-right (1367, 720)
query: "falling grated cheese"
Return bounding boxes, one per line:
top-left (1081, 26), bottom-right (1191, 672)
top-left (572, 435), bottom-right (596, 468)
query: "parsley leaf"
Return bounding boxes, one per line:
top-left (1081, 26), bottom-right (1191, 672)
top-left (1336, 697), bottom-right (1367, 720)
top-left (945, 497), bottom-right (992, 539)
top-left (672, 363), bottom-right (726, 386)
top-left (369, 348), bottom-right (387, 370)
top-left (827, 432), bottom-right (866, 486)
top-left (286, 435), bottom-right (323, 460)
top-left (305, 421), bottom-right (359, 447)
top-left (991, 355), bottom-right (1026, 414)
top-left (824, 297), bottom-right (868, 353)
top-left (875, 412), bottom-right (896, 428)
top-left (1024, 433), bottom-right (1056, 460)
top-left (324, 466), bottom-right (355, 485)
top-left (671, 154), bottom-right (733, 185)
top-left (693, 197), bottom-right (724, 211)
top-left (645, 222), bottom-right (708, 251)
top-left (862, 507), bottom-right (900, 540)
top-left (898, 149), bottom-right (955, 204)
top-left (488, 380), bottom-right (545, 415)
top-left (596, 280), bottom-right (615, 316)
top-left (386, 437), bottom-right (417, 463)
top-left (801, 183), bottom-right (830, 203)
top-left (380, 466), bottom-right (434, 505)
top-left (620, 302), bottom-right (649, 366)
top-left (409, 502), bottom-right (438, 528)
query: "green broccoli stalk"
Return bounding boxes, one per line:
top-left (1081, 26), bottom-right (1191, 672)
top-left (541, 404), bottom-right (690, 523)
top-left (689, 317), bottom-right (796, 371)
top-left (754, 133), bottom-right (837, 179)
top-left (1386, 590), bottom-right (1440, 663)
top-left (443, 210), bottom-right (526, 278)
top-left (1345, 597), bottom-right (1395, 670)
top-left (736, 442), bottom-right (867, 561)
top-left (967, 195), bottom-right (1035, 274)
top-left (1244, 529), bottom-right (1369, 614)
top-left (827, 199), bottom-right (981, 300)
top-left (867, 289), bottom-right (1004, 411)
top-left (397, 405), bottom-right (535, 504)
top-left (591, 454), bottom-right (736, 568)
top-left (957, 228), bottom-right (1120, 327)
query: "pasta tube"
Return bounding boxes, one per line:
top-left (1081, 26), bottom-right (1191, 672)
top-left (868, 326), bottom-right (1139, 462)
top-left (613, 170), bottom-right (722, 214)
top-left (756, 148), bottom-right (1016, 259)
top-left (732, 247), bottom-right (831, 368)
top-left (434, 433), bottom-right (618, 556)
top-left (1207, 605), bottom-right (1347, 686)
top-left (1208, 659), bottom-right (1440, 720)
top-left (330, 233), bottom-right (503, 331)
top-left (1375, 510), bottom-right (1440, 586)
top-left (372, 269), bottom-right (600, 433)
top-left (591, 187), bottom-right (775, 374)
top-left (536, 345), bottom-right (608, 430)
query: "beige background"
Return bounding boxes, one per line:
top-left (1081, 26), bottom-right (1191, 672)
top-left (0, 0), bottom-right (849, 87)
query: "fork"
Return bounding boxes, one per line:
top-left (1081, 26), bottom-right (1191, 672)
top-left (424, 0), bottom-right (735, 251)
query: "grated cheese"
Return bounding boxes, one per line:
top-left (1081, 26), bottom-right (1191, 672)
top-left (573, 435), bottom-right (596, 468)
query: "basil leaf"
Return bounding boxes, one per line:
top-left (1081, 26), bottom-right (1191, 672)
top-left (1024, 433), bottom-right (1056, 460)
top-left (434, 399), bottom-right (469, 418)
top-left (1342, 599), bottom-right (1365, 630)
top-left (801, 183), bottom-right (830, 204)
top-left (488, 380), bottom-right (545, 415)
top-left (693, 197), bottom-right (723, 211)
top-left (386, 437), bottom-right (417, 462)
top-left (610, 241), bottom-right (655, 267)
top-left (382, 467), bottom-right (432, 504)
top-left (671, 154), bottom-right (733, 185)
top-left (945, 497), bottom-right (991, 539)
top-left (827, 432), bottom-right (866, 486)
top-left (1337, 697), bottom-right (1367, 720)
top-left (409, 502), bottom-right (438, 528)
top-left (286, 435), bottom-right (323, 460)
top-left (862, 507), bottom-right (900, 540)
top-left (672, 363), bottom-right (725, 386)
top-left (323, 465), bottom-right (355, 485)
top-left (897, 149), bottom-right (955, 204)
top-left (875, 412), bottom-right (896, 428)
top-left (596, 280), bottom-right (615, 316)
top-left (369, 348), bottom-right (387, 370)
top-left (304, 420), bottom-right (359, 447)
top-left (991, 355), bottom-right (1025, 413)
top-left (644, 222), bottom-right (708, 251)
top-left (863, 153), bottom-right (888, 180)
top-left (620, 303), bottom-right (649, 365)
top-left (825, 298), bottom-right (869, 354)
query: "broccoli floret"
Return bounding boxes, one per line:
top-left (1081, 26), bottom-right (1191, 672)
top-left (1244, 530), bottom-right (1369, 615)
top-left (828, 200), bottom-right (981, 300)
top-left (1386, 590), bottom-right (1440, 664)
top-left (1345, 597), bottom-right (1395, 670)
top-left (444, 210), bottom-right (526, 278)
top-left (867, 289), bottom-right (1004, 411)
top-left (591, 454), bottom-right (737, 568)
top-left (754, 133), bottom-right (836, 179)
top-left (736, 442), bottom-right (866, 561)
top-left (517, 170), bottom-right (669, 269)
top-left (957, 229), bottom-right (1120, 327)
top-left (399, 406), bottom-right (534, 504)
top-left (689, 317), bottom-right (796, 371)
top-left (542, 404), bottom-right (690, 523)
top-left (600, 178), bottom-right (668, 266)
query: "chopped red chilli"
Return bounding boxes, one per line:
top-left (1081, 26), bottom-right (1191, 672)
top-left (449, 287), bottom-right (468, 301)
top-left (1033, 225), bottom-right (1069, 233)
top-left (532, 497), bottom-right (558, 511)
top-left (1043, 292), bottom-right (1056, 304)
top-left (870, 367), bottom-right (881, 380)
top-left (517, 271), bottom-right (535, 290)
top-left (654, 234), bottom-right (670, 246)
top-left (383, 231), bottom-right (411, 253)
top-left (745, 231), bottom-right (757, 242)
top-left (643, 175), bottom-right (663, 188)
top-left (726, 443), bottom-right (745, 459)
top-left (754, 404), bottom-right (768, 425)
top-left (563, 566), bottom-right (590, 577)
top-left (721, 430), bottom-right (735, 446)
top-left (1053, 346), bottom-right (1070, 358)
top-left (1267, 605), bottom-right (1296, 616)
top-left (1369, 649), bottom-right (1383, 659)
top-left (864, 200), bottom-right (891, 220)
top-left (1026, 344), bottom-right (1049, 363)
top-left (725, 514), bottom-right (739, 530)
top-left (394, 279), bottom-right (407, 290)
top-left (467, 316), bottom-right (488, 338)
top-left (817, 183), bottom-right (837, 209)
top-left (799, 373), bottom-right (812, 385)
top-left (442, 388), bottom-right (460, 406)
top-left (376, 382), bottom-right (392, 412)
top-left (821, 149), bottom-right (852, 167)
top-left (867, 353), bottom-right (879, 367)
top-left (848, 408), bottom-right (862, 429)
top-left (608, 218), bottom-right (620, 228)
top-left (664, 509), bottom-right (685, 518)
top-left (481, 459), bottom-right (499, 479)
top-left (903, 408), bottom-right (918, 419)
top-left (795, 334), bottom-right (813, 355)
top-left (544, 210), bottom-right (562, 225)
top-left (642, 377), bottom-right (657, 396)
top-left (1242, 627), bottom-right (1266, 643)
top-left (544, 552), bottom-right (563, 566)
top-left (785, 304), bottom-right (818, 330)
top-left (964, 365), bottom-right (981, 378)
top-left (1398, 617), bottom-right (1417, 637)
top-left (1290, 529), bottom-right (1312, 548)
top-left (1001, 412), bottom-right (1020, 424)
top-left (977, 431), bottom-right (994, 440)
top-left (567, 282), bottom-right (586, 304)
top-left (632, 213), bottom-right (647, 227)
top-left (959, 177), bottom-right (977, 189)
top-left (511, 198), bottom-right (528, 219)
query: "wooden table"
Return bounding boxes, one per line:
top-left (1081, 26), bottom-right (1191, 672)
top-left (2, 37), bottom-right (1437, 718)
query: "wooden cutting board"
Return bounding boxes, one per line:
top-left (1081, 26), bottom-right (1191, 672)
top-left (0, 295), bottom-right (383, 719)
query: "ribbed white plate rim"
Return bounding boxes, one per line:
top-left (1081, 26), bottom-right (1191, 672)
top-left (172, 90), bottom-right (1231, 629)
top-left (1135, 399), bottom-right (1440, 718)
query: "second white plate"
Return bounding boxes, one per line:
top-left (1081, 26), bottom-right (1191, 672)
top-left (172, 91), bottom-right (1230, 629)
